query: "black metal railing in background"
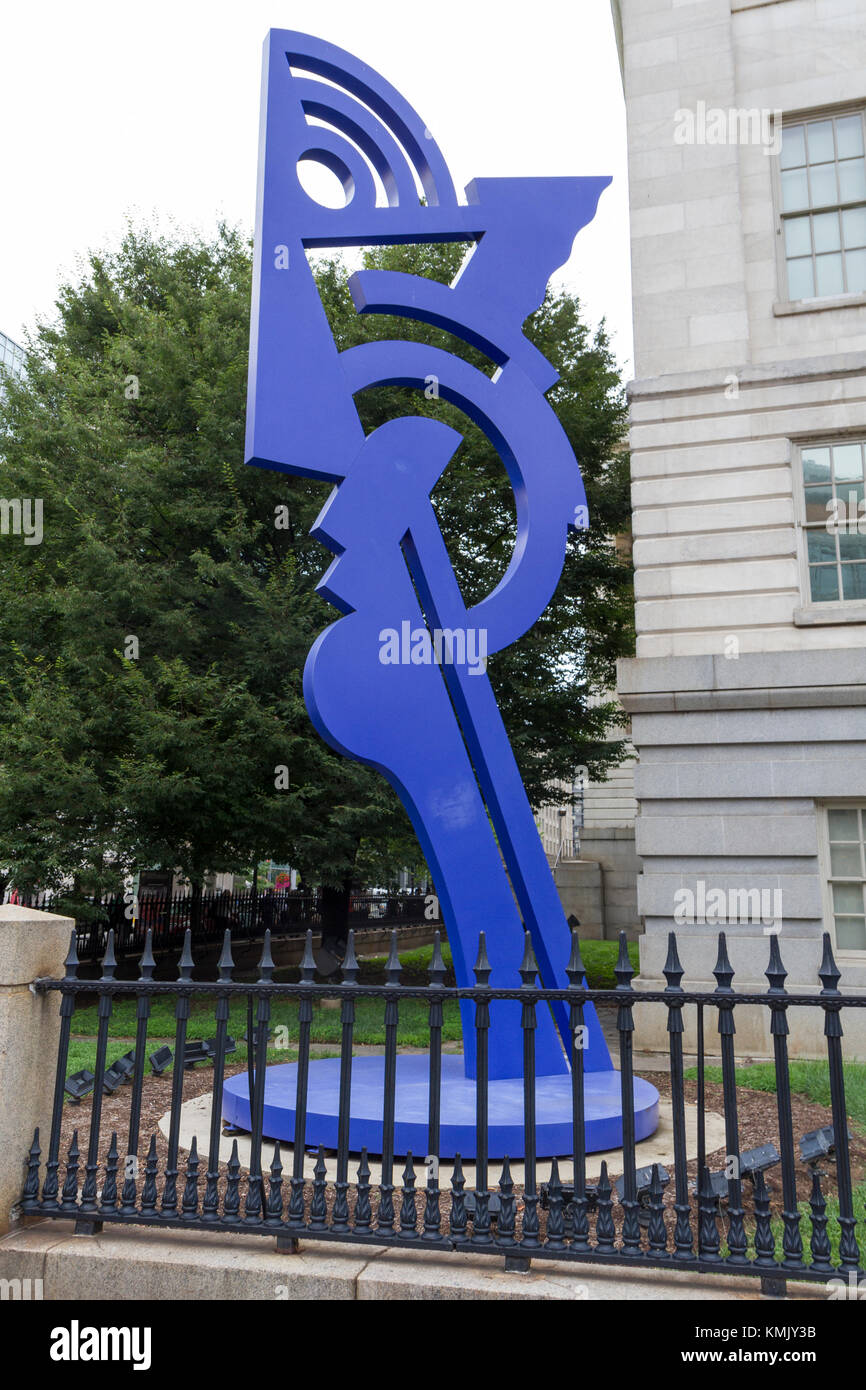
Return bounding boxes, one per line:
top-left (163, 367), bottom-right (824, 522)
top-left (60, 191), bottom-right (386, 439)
top-left (2, 887), bottom-right (440, 958)
top-left (20, 927), bottom-right (866, 1296)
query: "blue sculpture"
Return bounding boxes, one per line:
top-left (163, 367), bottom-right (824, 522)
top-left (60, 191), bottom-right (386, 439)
top-left (230, 29), bottom-right (659, 1154)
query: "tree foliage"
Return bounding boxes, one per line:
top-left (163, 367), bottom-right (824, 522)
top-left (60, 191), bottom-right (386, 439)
top-left (0, 225), bottom-right (632, 898)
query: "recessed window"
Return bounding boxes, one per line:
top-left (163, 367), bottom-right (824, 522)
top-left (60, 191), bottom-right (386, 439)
top-left (825, 807), bottom-right (866, 951)
top-left (799, 440), bottom-right (866, 603)
top-left (780, 112), bottom-right (866, 301)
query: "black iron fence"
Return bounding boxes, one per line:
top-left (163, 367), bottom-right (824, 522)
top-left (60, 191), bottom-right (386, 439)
top-left (3, 887), bottom-right (438, 957)
top-left (20, 926), bottom-right (865, 1295)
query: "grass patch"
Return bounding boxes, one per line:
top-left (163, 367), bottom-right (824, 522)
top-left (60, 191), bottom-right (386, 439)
top-left (354, 937), bottom-right (638, 990)
top-left (577, 939), bottom-right (640, 990)
top-left (70, 995), bottom-right (462, 1050)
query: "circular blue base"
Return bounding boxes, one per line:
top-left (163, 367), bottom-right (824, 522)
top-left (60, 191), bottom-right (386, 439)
top-left (222, 1056), bottom-right (659, 1159)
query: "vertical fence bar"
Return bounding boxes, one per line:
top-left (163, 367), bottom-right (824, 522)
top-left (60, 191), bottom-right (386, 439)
top-left (423, 932), bottom-right (445, 1241)
top-left (663, 933), bottom-right (693, 1260)
top-left (472, 933), bottom-right (492, 1246)
top-left (203, 931), bottom-right (234, 1221)
top-left (161, 930), bottom-right (194, 1216)
top-left (245, 931), bottom-right (274, 1224)
top-left (819, 934), bottom-right (861, 1275)
top-left (333, 931), bottom-right (358, 1234)
top-left (546, 1158), bottom-right (566, 1251)
top-left (101, 1133), bottom-right (119, 1213)
top-left (223, 1140), bottom-right (240, 1221)
top-left (713, 933), bottom-right (747, 1265)
top-left (78, 930), bottom-right (118, 1225)
top-left (181, 1137), bottom-right (200, 1219)
top-left (765, 935), bottom-right (803, 1270)
top-left (614, 933), bottom-right (640, 1255)
top-left (378, 931), bottom-right (401, 1233)
top-left (288, 931), bottom-right (315, 1232)
top-left (140, 1134), bottom-right (159, 1215)
top-left (355, 1150), bottom-right (372, 1230)
top-left (696, 1001), bottom-right (706, 1193)
top-left (121, 928), bottom-right (155, 1211)
top-left (265, 1144), bottom-right (283, 1225)
top-left (752, 1170), bottom-right (776, 1269)
top-left (519, 934), bottom-right (539, 1253)
top-left (60, 1131), bottom-right (80, 1212)
top-left (497, 1157), bottom-right (516, 1247)
top-left (595, 1161), bottom-right (615, 1253)
top-left (807, 1170), bottom-right (833, 1275)
top-left (41, 933), bottom-right (79, 1210)
top-left (566, 930), bottom-right (588, 1250)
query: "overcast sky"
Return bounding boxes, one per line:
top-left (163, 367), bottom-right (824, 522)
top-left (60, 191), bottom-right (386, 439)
top-left (0, 0), bottom-right (632, 373)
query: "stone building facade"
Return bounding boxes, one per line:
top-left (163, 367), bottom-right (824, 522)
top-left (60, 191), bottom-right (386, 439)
top-left (612, 0), bottom-right (866, 1054)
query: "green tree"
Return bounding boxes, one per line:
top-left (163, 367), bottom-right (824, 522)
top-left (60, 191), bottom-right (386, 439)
top-left (0, 225), bottom-right (632, 902)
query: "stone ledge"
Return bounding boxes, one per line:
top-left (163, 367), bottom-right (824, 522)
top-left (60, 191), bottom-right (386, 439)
top-left (618, 648), bottom-right (866, 700)
top-left (0, 1220), bottom-right (826, 1301)
top-left (627, 348), bottom-right (866, 401)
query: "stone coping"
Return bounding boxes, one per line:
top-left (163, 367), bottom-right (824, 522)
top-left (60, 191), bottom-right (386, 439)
top-left (0, 1221), bottom-right (826, 1301)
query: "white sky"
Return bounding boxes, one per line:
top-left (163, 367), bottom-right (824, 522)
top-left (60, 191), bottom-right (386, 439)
top-left (0, 0), bottom-right (632, 373)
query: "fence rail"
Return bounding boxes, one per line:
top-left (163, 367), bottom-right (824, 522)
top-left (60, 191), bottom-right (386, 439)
top-left (3, 888), bottom-right (438, 957)
top-left (20, 925), bottom-right (865, 1294)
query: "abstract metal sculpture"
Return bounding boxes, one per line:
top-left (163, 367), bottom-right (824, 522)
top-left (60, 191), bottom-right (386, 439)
top-left (234, 29), bottom-right (659, 1153)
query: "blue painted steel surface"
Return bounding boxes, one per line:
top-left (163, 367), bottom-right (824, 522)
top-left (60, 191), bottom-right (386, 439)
top-left (222, 1056), bottom-right (660, 1159)
top-left (244, 27), bottom-right (658, 1145)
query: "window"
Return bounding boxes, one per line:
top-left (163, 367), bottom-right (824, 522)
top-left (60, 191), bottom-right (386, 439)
top-left (779, 112), bottom-right (866, 301)
top-left (799, 440), bottom-right (866, 603)
top-left (0, 331), bottom-right (25, 379)
top-left (824, 807), bottom-right (866, 952)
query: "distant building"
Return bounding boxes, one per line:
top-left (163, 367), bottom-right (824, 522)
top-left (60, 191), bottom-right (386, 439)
top-left (0, 329), bottom-right (25, 381)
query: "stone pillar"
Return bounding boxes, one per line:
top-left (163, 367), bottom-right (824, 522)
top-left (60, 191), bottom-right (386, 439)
top-left (0, 905), bottom-right (74, 1233)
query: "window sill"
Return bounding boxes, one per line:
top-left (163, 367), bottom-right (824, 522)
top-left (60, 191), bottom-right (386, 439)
top-left (794, 602), bottom-right (866, 626)
top-left (775, 293), bottom-right (866, 317)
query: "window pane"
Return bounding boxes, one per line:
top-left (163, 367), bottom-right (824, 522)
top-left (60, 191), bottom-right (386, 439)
top-left (839, 531), bottom-right (866, 560)
top-left (839, 158), bottom-right (866, 204)
top-left (813, 211), bottom-right (841, 252)
top-left (833, 443), bottom-right (864, 481)
top-left (841, 563), bottom-right (866, 599)
top-left (846, 247), bottom-right (866, 292)
top-left (829, 808), bottom-right (860, 840)
top-left (804, 484), bottom-right (833, 521)
top-left (810, 163), bottom-right (838, 206)
top-left (816, 252), bottom-right (844, 296)
top-left (807, 119), bottom-right (835, 164)
top-left (836, 114), bottom-right (865, 159)
top-left (835, 917), bottom-right (866, 950)
top-left (785, 216), bottom-right (812, 257)
top-left (842, 207), bottom-right (866, 248)
top-left (781, 124), bottom-right (806, 169)
top-left (833, 882), bottom-right (864, 913)
top-left (787, 256), bottom-right (814, 298)
top-left (802, 446), bottom-right (831, 483)
top-left (807, 528), bottom-right (837, 562)
top-left (831, 843), bottom-right (863, 875)
top-left (810, 565), bottom-right (839, 600)
top-left (782, 168), bottom-right (809, 211)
